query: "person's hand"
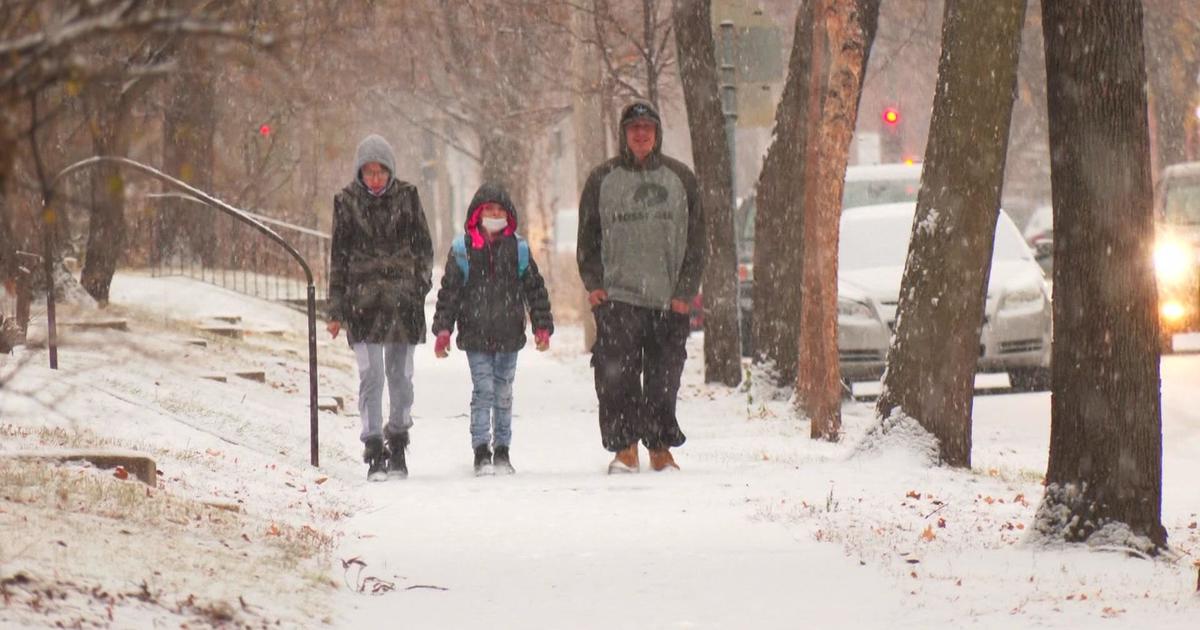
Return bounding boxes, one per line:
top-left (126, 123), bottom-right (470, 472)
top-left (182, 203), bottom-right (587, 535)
top-left (326, 320), bottom-right (341, 339)
top-left (588, 289), bottom-right (608, 307)
top-left (434, 331), bottom-right (451, 358)
top-left (534, 329), bottom-right (551, 352)
top-left (670, 298), bottom-right (690, 315)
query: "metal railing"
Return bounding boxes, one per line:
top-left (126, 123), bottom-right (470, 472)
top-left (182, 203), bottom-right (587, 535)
top-left (145, 192), bottom-right (330, 305)
top-left (42, 156), bottom-right (324, 467)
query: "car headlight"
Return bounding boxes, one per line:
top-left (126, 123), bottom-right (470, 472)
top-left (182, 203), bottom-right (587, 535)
top-left (1154, 239), bottom-right (1194, 285)
top-left (837, 298), bottom-right (875, 321)
top-left (1000, 285), bottom-right (1044, 312)
top-left (1161, 300), bottom-right (1187, 322)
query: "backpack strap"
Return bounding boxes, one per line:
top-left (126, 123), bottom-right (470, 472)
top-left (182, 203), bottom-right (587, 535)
top-left (451, 234), bottom-right (470, 281)
top-left (452, 233), bottom-right (528, 281)
top-left (516, 235), bottom-right (530, 277)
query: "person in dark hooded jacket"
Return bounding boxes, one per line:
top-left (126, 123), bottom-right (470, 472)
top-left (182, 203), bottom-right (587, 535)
top-left (577, 101), bottom-right (705, 474)
top-left (327, 134), bottom-right (433, 481)
top-left (432, 183), bottom-right (553, 476)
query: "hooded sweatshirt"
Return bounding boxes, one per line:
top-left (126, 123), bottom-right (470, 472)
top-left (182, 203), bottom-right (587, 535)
top-left (431, 183), bottom-right (554, 353)
top-left (327, 134), bottom-right (433, 344)
top-left (576, 101), bottom-right (705, 311)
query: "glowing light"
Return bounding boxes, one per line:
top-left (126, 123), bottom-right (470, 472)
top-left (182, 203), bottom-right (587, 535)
top-left (882, 107), bottom-right (900, 126)
top-left (1161, 300), bottom-right (1186, 322)
top-left (259, 124), bottom-right (272, 137)
top-left (903, 158), bottom-right (915, 166)
top-left (1154, 238), bottom-right (1193, 284)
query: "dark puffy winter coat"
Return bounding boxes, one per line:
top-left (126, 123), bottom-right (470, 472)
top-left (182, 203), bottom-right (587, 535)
top-left (328, 142), bottom-right (433, 345)
top-left (432, 183), bottom-right (553, 353)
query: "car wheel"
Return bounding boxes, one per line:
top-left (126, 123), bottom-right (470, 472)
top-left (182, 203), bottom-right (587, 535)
top-left (1009, 367), bottom-right (1050, 392)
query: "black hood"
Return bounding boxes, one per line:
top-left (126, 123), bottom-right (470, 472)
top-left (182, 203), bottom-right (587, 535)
top-left (618, 101), bottom-right (663, 167)
top-left (465, 182), bottom-right (519, 247)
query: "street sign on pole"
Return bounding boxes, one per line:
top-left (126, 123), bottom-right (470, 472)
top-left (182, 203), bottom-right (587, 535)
top-left (713, 0), bottom-right (784, 128)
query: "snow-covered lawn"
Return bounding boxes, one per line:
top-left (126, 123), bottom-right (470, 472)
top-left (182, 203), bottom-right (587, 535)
top-left (2, 272), bottom-right (1199, 628)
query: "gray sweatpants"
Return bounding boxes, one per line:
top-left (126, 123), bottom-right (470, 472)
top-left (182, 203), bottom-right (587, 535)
top-left (353, 342), bottom-right (416, 443)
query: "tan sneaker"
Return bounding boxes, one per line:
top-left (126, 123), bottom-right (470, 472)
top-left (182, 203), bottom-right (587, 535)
top-left (649, 448), bottom-right (679, 471)
top-left (607, 444), bottom-right (640, 474)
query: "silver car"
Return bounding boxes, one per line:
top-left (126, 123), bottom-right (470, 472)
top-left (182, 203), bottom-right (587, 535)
top-left (837, 203), bottom-right (1052, 391)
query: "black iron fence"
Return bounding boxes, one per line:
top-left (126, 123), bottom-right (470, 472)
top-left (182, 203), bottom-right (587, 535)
top-left (143, 193), bottom-right (330, 305)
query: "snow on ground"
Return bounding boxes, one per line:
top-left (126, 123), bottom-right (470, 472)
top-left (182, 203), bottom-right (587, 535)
top-left (2, 272), bottom-right (1200, 629)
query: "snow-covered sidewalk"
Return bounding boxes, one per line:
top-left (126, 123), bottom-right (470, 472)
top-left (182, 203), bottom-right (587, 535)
top-left (3, 273), bottom-right (1200, 629)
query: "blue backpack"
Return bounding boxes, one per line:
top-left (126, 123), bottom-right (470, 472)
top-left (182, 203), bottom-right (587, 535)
top-left (451, 233), bottom-right (529, 282)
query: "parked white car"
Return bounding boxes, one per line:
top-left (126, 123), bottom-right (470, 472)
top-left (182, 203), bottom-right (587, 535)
top-left (837, 202), bottom-right (1052, 391)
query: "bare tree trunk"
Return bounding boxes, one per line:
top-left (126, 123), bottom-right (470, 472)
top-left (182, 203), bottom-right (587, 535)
top-left (1144, 0), bottom-right (1200, 170)
top-left (480, 130), bottom-right (531, 225)
top-left (751, 0), bottom-right (817, 386)
top-left (673, 0), bottom-right (740, 386)
top-left (574, 0), bottom-right (609, 352)
top-left (161, 48), bottom-right (217, 266)
top-left (797, 0), bottom-right (880, 441)
top-left (80, 82), bottom-right (132, 305)
top-left (0, 113), bottom-right (15, 283)
top-left (1035, 0), bottom-right (1167, 551)
top-left (875, 0), bottom-right (1027, 467)
top-left (644, 0), bottom-right (660, 109)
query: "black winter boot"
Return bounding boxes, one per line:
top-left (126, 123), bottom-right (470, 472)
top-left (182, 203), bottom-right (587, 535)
top-left (493, 445), bottom-right (514, 475)
top-left (386, 433), bottom-right (409, 479)
top-left (473, 444), bottom-right (494, 476)
top-left (363, 437), bottom-right (388, 482)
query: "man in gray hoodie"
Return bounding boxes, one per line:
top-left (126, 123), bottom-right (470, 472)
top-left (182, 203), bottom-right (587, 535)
top-left (577, 101), bottom-right (705, 473)
top-left (328, 134), bottom-right (433, 481)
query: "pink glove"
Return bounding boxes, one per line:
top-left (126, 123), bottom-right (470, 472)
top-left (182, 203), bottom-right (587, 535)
top-left (434, 331), bottom-right (451, 358)
top-left (534, 329), bottom-right (550, 351)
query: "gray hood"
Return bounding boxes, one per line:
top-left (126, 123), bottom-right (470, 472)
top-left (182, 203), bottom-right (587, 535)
top-left (355, 134), bottom-right (396, 182)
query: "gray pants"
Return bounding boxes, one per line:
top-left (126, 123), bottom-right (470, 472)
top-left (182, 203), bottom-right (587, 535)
top-left (353, 342), bottom-right (416, 443)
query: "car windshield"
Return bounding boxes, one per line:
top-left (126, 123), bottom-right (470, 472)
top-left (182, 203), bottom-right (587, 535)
top-left (842, 179), bottom-right (920, 210)
top-left (1163, 181), bottom-right (1200, 224)
top-left (840, 205), bottom-right (1032, 272)
top-left (738, 170), bottom-right (920, 247)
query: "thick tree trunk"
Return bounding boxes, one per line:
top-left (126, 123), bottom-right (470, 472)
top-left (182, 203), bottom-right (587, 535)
top-left (161, 52), bottom-right (218, 266)
top-left (1036, 0), bottom-right (1166, 551)
top-left (875, 0), bottom-right (1027, 467)
top-left (574, 0), bottom-right (610, 352)
top-left (797, 0), bottom-right (880, 441)
top-left (480, 131), bottom-right (530, 226)
top-left (0, 113), bottom-right (15, 282)
top-left (1144, 1), bottom-right (1200, 170)
top-left (80, 84), bottom-right (132, 305)
top-left (751, 0), bottom-right (816, 386)
top-left (673, 0), bottom-right (740, 387)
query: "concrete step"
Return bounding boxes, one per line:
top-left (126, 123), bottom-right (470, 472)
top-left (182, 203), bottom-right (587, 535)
top-left (233, 370), bottom-right (266, 383)
top-left (195, 324), bottom-right (243, 339)
top-left (185, 338), bottom-right (209, 348)
top-left (1, 449), bottom-right (156, 486)
top-left (61, 319), bottom-right (129, 332)
top-left (208, 315), bottom-right (242, 324)
top-left (200, 374), bottom-right (227, 383)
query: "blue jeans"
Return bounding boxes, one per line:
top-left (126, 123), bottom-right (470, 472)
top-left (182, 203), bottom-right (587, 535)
top-left (466, 351), bottom-right (519, 449)
top-left (353, 342), bottom-right (415, 443)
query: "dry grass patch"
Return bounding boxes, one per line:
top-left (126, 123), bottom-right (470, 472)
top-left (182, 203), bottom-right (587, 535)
top-left (0, 459), bottom-right (337, 628)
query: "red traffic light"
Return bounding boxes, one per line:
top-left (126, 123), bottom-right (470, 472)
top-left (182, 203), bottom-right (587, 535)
top-left (258, 124), bottom-right (272, 137)
top-left (882, 107), bottom-right (900, 127)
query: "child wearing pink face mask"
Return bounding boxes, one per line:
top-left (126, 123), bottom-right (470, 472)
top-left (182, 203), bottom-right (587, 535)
top-left (431, 183), bottom-right (554, 476)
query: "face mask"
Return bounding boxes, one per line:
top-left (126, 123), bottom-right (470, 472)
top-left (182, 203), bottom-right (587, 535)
top-left (481, 217), bottom-right (508, 233)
